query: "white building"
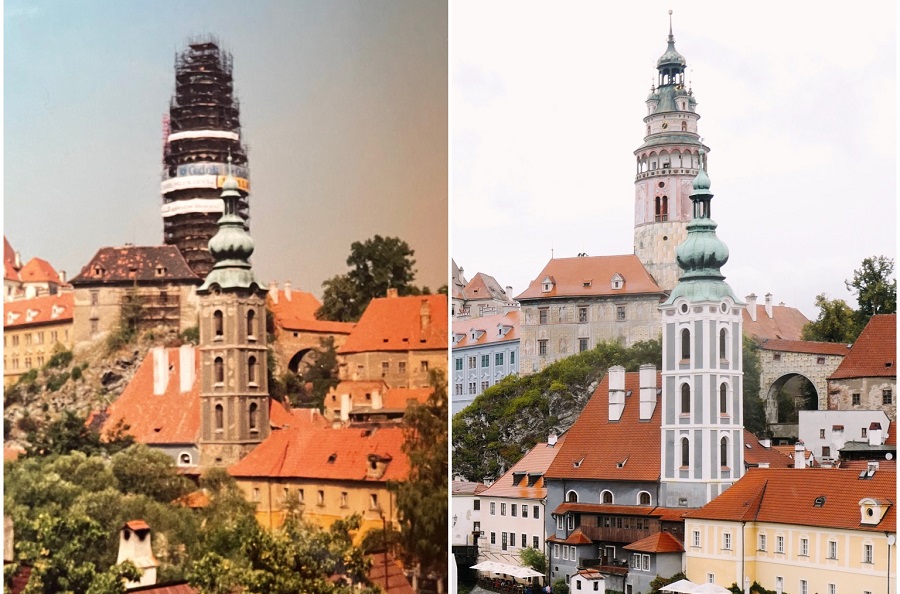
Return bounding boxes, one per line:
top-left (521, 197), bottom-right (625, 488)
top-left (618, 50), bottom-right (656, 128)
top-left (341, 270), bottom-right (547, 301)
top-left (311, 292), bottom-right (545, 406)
top-left (798, 409), bottom-right (892, 464)
top-left (451, 310), bottom-right (519, 415)
top-left (452, 480), bottom-right (488, 546)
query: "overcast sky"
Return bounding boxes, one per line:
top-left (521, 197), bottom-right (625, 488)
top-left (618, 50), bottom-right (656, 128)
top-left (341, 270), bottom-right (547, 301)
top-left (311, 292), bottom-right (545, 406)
top-left (451, 2), bottom-right (896, 320)
top-left (5, 1), bottom-right (448, 296)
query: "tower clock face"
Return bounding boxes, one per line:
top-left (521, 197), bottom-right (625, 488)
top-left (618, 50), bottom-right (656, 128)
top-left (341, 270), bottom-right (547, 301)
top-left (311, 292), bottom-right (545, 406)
top-left (661, 122), bottom-right (668, 129)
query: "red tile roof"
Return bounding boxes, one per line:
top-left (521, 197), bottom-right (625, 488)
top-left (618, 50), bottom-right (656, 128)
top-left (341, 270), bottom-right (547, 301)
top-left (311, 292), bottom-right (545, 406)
top-left (547, 528), bottom-right (593, 545)
top-left (452, 480), bottom-right (489, 495)
top-left (367, 553), bottom-right (415, 594)
top-left (742, 429), bottom-right (794, 468)
top-left (70, 245), bottom-right (199, 285)
top-left (4, 447), bottom-right (25, 462)
top-left (481, 439), bottom-right (566, 499)
top-left (462, 273), bottom-right (515, 304)
top-left (124, 583), bottom-right (197, 594)
top-left (4, 236), bottom-right (16, 266)
top-left (267, 289), bottom-right (354, 335)
top-left (683, 467), bottom-right (896, 532)
top-left (623, 531), bottom-right (684, 553)
top-left (18, 257), bottom-right (64, 285)
top-left (758, 339), bottom-right (851, 357)
top-left (742, 305), bottom-right (810, 341)
top-left (453, 310), bottom-right (519, 348)
top-left (228, 425), bottom-right (408, 482)
top-left (515, 256), bottom-right (663, 301)
top-left (339, 294), bottom-right (448, 354)
top-left (545, 371), bottom-right (661, 481)
top-left (4, 294), bottom-right (74, 328)
top-left (830, 315), bottom-right (896, 380)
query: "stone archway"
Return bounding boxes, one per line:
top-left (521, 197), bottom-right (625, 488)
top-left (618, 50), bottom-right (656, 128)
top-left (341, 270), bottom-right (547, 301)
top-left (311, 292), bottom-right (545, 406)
top-left (288, 348), bottom-right (317, 375)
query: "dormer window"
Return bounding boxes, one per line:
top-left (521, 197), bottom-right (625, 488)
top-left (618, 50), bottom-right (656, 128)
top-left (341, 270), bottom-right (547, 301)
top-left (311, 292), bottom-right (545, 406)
top-left (93, 265), bottom-right (105, 276)
top-left (611, 273), bottom-right (624, 290)
top-left (541, 276), bottom-right (555, 293)
top-left (25, 309), bottom-right (38, 323)
top-left (582, 279), bottom-right (592, 288)
top-left (155, 265), bottom-right (167, 277)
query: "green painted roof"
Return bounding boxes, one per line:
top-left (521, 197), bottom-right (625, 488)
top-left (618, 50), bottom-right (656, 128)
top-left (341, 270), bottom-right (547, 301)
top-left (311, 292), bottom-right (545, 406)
top-left (636, 135), bottom-right (706, 151)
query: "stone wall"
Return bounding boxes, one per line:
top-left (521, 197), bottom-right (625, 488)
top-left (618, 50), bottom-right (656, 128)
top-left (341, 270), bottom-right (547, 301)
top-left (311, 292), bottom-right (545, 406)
top-left (828, 376), bottom-right (897, 421)
top-left (758, 350), bottom-right (845, 423)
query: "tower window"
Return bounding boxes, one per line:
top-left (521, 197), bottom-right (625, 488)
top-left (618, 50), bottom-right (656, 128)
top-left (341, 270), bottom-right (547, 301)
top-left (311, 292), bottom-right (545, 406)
top-left (247, 309), bottom-right (256, 338)
top-left (214, 357), bottom-right (224, 383)
top-left (215, 404), bottom-right (224, 431)
top-left (249, 402), bottom-right (258, 431)
top-left (719, 328), bottom-right (727, 360)
top-left (720, 436), bottom-right (729, 468)
top-left (214, 310), bottom-right (224, 337)
top-left (720, 384), bottom-right (728, 415)
top-left (681, 383), bottom-right (691, 414)
top-left (680, 328), bottom-right (690, 361)
top-left (248, 356), bottom-right (257, 384)
top-left (681, 437), bottom-right (690, 468)
top-left (681, 121), bottom-right (687, 131)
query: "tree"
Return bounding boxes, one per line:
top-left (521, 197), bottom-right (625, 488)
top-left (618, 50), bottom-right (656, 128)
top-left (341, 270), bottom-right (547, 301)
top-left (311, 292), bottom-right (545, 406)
top-left (317, 236), bottom-right (418, 322)
top-left (801, 293), bottom-right (859, 343)
top-left (292, 337), bottom-right (341, 410)
top-left (110, 444), bottom-right (194, 503)
top-left (390, 369), bottom-right (448, 587)
top-left (23, 410), bottom-right (134, 458)
top-left (741, 336), bottom-right (767, 436)
top-left (846, 255), bottom-right (896, 329)
top-left (520, 547), bottom-right (547, 574)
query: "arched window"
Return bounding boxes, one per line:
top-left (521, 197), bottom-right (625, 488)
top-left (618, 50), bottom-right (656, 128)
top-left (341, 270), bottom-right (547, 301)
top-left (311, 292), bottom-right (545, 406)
top-left (179, 452), bottom-right (192, 466)
top-left (638, 491), bottom-right (651, 506)
top-left (681, 437), bottom-right (690, 468)
top-left (661, 196), bottom-right (668, 220)
top-left (719, 328), bottom-right (727, 360)
top-left (566, 491), bottom-right (579, 503)
top-left (248, 356), bottom-right (257, 383)
top-left (247, 310), bottom-right (256, 337)
top-left (215, 404), bottom-right (224, 431)
top-left (720, 436), bottom-right (729, 468)
top-left (681, 383), bottom-right (691, 414)
top-left (214, 357), bottom-right (224, 383)
top-left (214, 310), bottom-right (224, 337)
top-left (720, 384), bottom-right (728, 415)
top-left (681, 328), bottom-right (690, 360)
top-left (601, 490), bottom-right (614, 504)
top-left (249, 402), bottom-right (259, 431)
top-left (681, 120), bottom-right (687, 131)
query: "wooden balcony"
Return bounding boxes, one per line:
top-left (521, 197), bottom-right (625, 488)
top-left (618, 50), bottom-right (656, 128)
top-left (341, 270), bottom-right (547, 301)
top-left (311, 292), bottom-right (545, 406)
top-left (578, 524), bottom-right (652, 544)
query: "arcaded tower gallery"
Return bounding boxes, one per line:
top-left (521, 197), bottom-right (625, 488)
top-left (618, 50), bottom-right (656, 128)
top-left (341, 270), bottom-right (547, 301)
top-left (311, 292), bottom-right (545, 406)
top-left (161, 38), bottom-right (250, 278)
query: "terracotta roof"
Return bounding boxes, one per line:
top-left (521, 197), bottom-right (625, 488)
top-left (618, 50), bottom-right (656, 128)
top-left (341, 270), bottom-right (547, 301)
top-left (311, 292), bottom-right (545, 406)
top-left (173, 489), bottom-right (210, 509)
top-left (382, 387), bottom-right (433, 409)
top-left (228, 425), bottom-right (408, 481)
top-left (452, 480), bottom-right (489, 495)
top-left (515, 255), bottom-right (663, 301)
top-left (338, 294), bottom-right (447, 354)
top-left (123, 520), bottom-right (151, 531)
top-left (481, 439), bottom-right (566, 499)
top-left (267, 289), bottom-right (355, 334)
top-left (548, 528), bottom-right (593, 545)
top-left (4, 236), bottom-right (16, 266)
top-left (367, 553), bottom-right (415, 594)
top-left (758, 339), bottom-right (851, 356)
top-left (574, 570), bottom-right (604, 580)
top-left (462, 273), bottom-right (515, 304)
top-left (830, 315), bottom-right (896, 379)
top-left (545, 371), bottom-right (661, 481)
top-left (4, 447), bottom-right (25, 461)
top-left (453, 310), bottom-right (519, 348)
top-left (742, 305), bottom-right (809, 341)
top-left (124, 583), bottom-right (197, 594)
top-left (18, 257), bottom-right (64, 285)
top-left (270, 402), bottom-right (330, 429)
top-left (70, 245), bottom-right (200, 285)
top-left (451, 259), bottom-right (467, 300)
top-left (4, 293), bottom-right (74, 328)
top-left (683, 467), bottom-right (896, 532)
top-left (742, 430), bottom-right (794, 468)
top-left (5, 260), bottom-right (19, 282)
top-left (623, 531), bottom-right (684, 553)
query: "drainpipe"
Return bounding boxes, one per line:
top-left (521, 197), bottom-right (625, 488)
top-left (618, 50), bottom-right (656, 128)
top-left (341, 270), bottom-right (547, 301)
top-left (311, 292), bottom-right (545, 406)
top-left (741, 522), bottom-right (746, 594)
top-left (887, 533), bottom-right (895, 594)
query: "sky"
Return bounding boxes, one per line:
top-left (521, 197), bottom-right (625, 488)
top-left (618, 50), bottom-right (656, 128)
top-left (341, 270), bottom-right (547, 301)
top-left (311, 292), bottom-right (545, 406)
top-left (451, 2), bottom-right (897, 320)
top-left (4, 0), bottom-right (448, 296)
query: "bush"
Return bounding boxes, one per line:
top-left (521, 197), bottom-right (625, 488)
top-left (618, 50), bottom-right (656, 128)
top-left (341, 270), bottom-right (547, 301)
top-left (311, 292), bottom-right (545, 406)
top-left (46, 372), bottom-right (70, 392)
top-left (16, 413), bottom-right (39, 434)
top-left (552, 578), bottom-right (569, 594)
top-left (71, 366), bottom-right (82, 381)
top-left (180, 325), bottom-right (199, 344)
top-left (45, 350), bottom-right (73, 369)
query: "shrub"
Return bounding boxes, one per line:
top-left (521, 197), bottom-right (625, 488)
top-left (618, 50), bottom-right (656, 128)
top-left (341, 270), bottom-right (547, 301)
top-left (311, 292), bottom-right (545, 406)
top-left (46, 372), bottom-right (70, 392)
top-left (45, 350), bottom-right (73, 369)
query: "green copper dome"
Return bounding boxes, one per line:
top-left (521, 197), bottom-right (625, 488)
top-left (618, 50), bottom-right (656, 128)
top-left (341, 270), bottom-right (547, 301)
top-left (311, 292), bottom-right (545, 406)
top-left (657, 13), bottom-right (686, 71)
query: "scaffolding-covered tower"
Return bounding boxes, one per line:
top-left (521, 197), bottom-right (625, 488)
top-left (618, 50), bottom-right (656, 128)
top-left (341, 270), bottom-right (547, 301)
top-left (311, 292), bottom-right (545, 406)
top-left (161, 38), bottom-right (250, 278)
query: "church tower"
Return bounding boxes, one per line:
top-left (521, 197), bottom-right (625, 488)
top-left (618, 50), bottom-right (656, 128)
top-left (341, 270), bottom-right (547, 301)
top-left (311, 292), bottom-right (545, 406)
top-left (634, 12), bottom-right (709, 292)
top-left (197, 159), bottom-right (268, 467)
top-left (658, 151), bottom-right (744, 508)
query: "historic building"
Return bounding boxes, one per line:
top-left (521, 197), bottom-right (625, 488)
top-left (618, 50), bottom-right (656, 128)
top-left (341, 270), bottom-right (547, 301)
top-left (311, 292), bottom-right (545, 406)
top-left (827, 314), bottom-right (896, 421)
top-left (451, 310), bottom-right (520, 414)
top-left (161, 39), bottom-right (250, 278)
top-left (453, 268), bottom-right (517, 319)
top-left (741, 293), bottom-right (809, 342)
top-left (195, 164), bottom-right (269, 467)
top-left (451, 480), bottom-right (488, 548)
top-left (3, 293), bottom-right (74, 386)
top-left (4, 237), bottom-right (71, 302)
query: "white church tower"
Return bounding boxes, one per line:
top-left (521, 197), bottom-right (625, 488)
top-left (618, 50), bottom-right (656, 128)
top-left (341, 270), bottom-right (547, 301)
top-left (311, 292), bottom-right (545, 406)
top-left (658, 150), bottom-right (744, 508)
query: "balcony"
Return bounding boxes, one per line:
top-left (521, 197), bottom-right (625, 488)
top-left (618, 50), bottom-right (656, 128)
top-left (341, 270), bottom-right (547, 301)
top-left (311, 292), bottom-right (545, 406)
top-left (578, 524), bottom-right (652, 544)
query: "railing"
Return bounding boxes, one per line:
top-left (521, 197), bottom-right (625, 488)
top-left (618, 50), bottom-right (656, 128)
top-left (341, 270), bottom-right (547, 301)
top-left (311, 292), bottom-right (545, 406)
top-left (578, 524), bottom-right (652, 544)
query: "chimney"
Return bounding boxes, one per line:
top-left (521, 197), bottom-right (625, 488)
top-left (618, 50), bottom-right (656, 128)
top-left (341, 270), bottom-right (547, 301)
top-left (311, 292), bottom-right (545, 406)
top-left (608, 366), bottom-right (626, 422)
top-left (758, 462), bottom-right (770, 469)
top-left (152, 347), bottom-right (169, 396)
top-left (794, 441), bottom-right (806, 469)
top-left (548, 432), bottom-right (558, 447)
top-left (284, 280), bottom-right (292, 301)
top-left (372, 390), bottom-right (383, 411)
top-left (117, 521), bottom-right (158, 588)
top-left (459, 266), bottom-right (465, 283)
top-left (639, 363), bottom-right (657, 420)
top-left (746, 293), bottom-right (758, 322)
top-left (420, 298), bottom-right (431, 332)
top-left (831, 425), bottom-right (845, 452)
top-left (869, 422), bottom-right (884, 446)
top-left (505, 286), bottom-right (513, 299)
top-left (387, 287), bottom-right (399, 298)
top-left (4, 517), bottom-right (13, 564)
top-left (759, 438), bottom-right (771, 449)
top-left (268, 281), bottom-right (279, 304)
top-left (59, 270), bottom-right (67, 284)
top-left (14, 251), bottom-right (20, 269)
top-left (764, 293), bottom-right (773, 319)
top-left (179, 344), bottom-right (195, 393)
top-left (340, 393), bottom-right (351, 422)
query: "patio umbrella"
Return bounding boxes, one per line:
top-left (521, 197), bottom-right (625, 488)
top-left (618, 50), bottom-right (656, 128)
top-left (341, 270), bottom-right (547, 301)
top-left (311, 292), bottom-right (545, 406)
top-left (660, 579), bottom-right (700, 593)
top-left (693, 583), bottom-right (731, 594)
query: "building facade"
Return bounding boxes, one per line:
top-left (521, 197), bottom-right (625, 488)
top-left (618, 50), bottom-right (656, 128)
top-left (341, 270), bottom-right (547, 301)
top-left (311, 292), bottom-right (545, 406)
top-left (451, 310), bottom-right (520, 414)
top-left (797, 410), bottom-right (892, 464)
top-left (3, 293), bottom-right (74, 386)
top-left (827, 314), bottom-right (896, 421)
top-left (452, 481), bottom-right (487, 547)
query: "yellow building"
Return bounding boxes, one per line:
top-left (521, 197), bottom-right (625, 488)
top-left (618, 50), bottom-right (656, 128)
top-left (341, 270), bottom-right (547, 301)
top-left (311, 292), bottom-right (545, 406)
top-left (683, 467), bottom-right (896, 594)
top-left (4, 293), bottom-right (74, 386)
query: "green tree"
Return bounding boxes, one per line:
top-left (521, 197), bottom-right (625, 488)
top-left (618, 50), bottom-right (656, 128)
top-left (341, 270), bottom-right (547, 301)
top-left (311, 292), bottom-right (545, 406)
top-left (23, 410), bottom-right (134, 458)
top-left (741, 336), bottom-right (767, 436)
top-left (110, 444), bottom-right (194, 502)
top-left (390, 369), bottom-right (448, 587)
top-left (801, 293), bottom-right (859, 343)
top-left (317, 236), bottom-right (418, 322)
top-left (292, 337), bottom-right (341, 410)
top-left (519, 547), bottom-right (547, 574)
top-left (551, 577), bottom-right (570, 594)
top-left (846, 255), bottom-right (897, 329)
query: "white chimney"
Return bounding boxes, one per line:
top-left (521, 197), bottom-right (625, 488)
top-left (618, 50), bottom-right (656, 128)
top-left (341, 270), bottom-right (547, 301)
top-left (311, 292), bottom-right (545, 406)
top-left (59, 270), bottom-right (67, 284)
top-left (340, 393), bottom-right (351, 422)
top-left (387, 288), bottom-right (399, 298)
top-left (831, 425), bottom-right (845, 452)
top-left (14, 251), bottom-right (21, 269)
top-left (764, 293), bottom-right (773, 319)
top-left (746, 293), bottom-right (758, 322)
top-left (608, 366), bottom-right (626, 422)
top-left (268, 281), bottom-right (279, 304)
top-left (869, 422), bottom-right (884, 446)
top-left (179, 344), bottom-right (195, 393)
top-left (152, 347), bottom-right (169, 396)
top-left (372, 390), bottom-right (383, 410)
top-left (759, 438), bottom-right (771, 449)
top-left (421, 299), bottom-right (431, 332)
top-left (284, 280), bottom-right (292, 301)
top-left (794, 441), bottom-right (806, 469)
top-left (459, 266), bottom-right (465, 283)
top-left (548, 432), bottom-right (558, 447)
top-left (758, 462), bottom-right (770, 469)
top-left (117, 521), bottom-right (158, 588)
top-left (639, 363), bottom-right (657, 420)
top-left (505, 286), bottom-right (513, 299)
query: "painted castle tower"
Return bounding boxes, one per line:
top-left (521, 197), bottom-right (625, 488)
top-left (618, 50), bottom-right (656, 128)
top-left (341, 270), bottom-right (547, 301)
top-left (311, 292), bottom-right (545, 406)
top-left (161, 39), bottom-right (250, 278)
top-left (658, 151), bottom-right (744, 508)
top-left (197, 159), bottom-right (268, 468)
top-left (634, 13), bottom-right (709, 292)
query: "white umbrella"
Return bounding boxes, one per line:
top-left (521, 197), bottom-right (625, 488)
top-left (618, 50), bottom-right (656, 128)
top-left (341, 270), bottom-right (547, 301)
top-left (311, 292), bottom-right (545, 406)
top-left (693, 583), bottom-right (731, 594)
top-left (660, 579), bottom-right (700, 593)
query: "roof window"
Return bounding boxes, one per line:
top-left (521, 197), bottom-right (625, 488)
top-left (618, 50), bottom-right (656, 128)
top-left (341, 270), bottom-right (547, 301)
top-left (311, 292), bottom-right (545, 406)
top-left (813, 496), bottom-right (826, 508)
top-left (328, 453), bottom-right (337, 464)
top-left (611, 273), bottom-right (624, 290)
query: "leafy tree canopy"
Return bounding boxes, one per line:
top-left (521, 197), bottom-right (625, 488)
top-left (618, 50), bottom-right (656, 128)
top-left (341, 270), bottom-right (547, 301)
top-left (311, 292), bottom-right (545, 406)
top-left (23, 410), bottom-right (134, 459)
top-left (846, 255), bottom-right (896, 327)
top-left (519, 547), bottom-right (547, 574)
top-left (801, 293), bottom-right (859, 343)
